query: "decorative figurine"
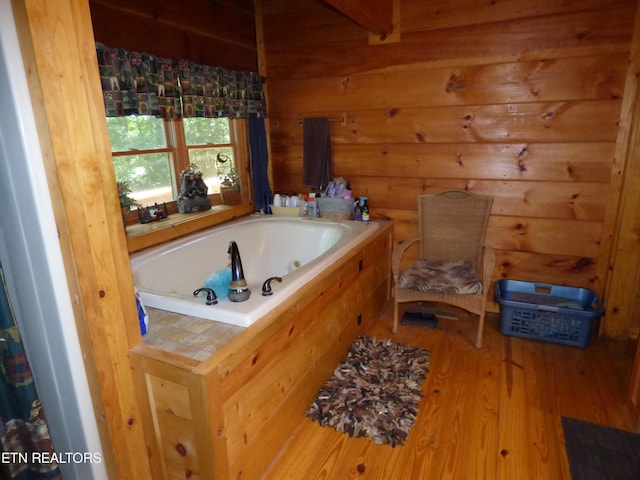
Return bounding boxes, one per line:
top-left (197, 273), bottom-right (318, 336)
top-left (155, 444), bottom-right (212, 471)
top-left (177, 163), bottom-right (212, 213)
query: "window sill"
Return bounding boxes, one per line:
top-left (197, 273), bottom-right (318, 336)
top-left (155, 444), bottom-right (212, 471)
top-left (125, 203), bottom-right (254, 253)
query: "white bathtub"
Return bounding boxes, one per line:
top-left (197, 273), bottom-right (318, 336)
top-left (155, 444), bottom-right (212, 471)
top-left (130, 216), bottom-right (380, 327)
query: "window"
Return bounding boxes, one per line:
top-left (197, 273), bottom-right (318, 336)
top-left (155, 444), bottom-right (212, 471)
top-left (107, 116), bottom-right (246, 208)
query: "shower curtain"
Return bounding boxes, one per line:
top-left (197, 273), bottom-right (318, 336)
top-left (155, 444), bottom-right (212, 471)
top-left (0, 263), bottom-right (61, 479)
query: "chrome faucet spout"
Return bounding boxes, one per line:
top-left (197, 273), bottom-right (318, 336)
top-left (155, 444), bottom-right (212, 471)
top-left (227, 240), bottom-right (251, 302)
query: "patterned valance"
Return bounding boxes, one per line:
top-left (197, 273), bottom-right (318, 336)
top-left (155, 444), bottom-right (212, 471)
top-left (96, 43), bottom-right (266, 119)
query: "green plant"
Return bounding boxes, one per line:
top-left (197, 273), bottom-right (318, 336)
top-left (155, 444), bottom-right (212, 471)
top-left (116, 181), bottom-right (137, 208)
top-left (220, 169), bottom-right (241, 191)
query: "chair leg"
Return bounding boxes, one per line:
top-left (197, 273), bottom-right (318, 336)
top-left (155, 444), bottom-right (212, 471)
top-left (393, 301), bottom-right (399, 334)
top-left (475, 312), bottom-right (485, 349)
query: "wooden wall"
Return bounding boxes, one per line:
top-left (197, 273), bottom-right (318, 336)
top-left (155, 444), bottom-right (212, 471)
top-left (19, 1), bottom-right (640, 477)
top-left (86, 0), bottom-right (640, 337)
top-left (259, 0), bottom-right (637, 324)
top-left (89, 0), bottom-right (258, 72)
top-left (86, 0), bottom-right (640, 333)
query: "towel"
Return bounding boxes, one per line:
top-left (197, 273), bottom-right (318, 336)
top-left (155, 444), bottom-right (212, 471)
top-left (303, 118), bottom-right (333, 191)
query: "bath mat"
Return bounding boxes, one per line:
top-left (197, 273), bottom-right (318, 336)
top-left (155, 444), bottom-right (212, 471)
top-left (562, 416), bottom-right (640, 480)
top-left (306, 336), bottom-right (430, 447)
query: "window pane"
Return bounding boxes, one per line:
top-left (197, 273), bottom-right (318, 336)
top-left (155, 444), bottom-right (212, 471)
top-left (188, 147), bottom-right (235, 193)
top-left (106, 116), bottom-right (166, 152)
top-left (114, 153), bottom-right (175, 206)
top-left (184, 117), bottom-right (230, 145)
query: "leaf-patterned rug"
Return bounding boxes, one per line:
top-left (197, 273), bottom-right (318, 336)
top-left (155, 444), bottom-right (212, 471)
top-left (306, 336), bottom-right (431, 447)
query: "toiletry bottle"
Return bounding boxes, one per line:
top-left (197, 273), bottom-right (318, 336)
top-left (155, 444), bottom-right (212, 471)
top-left (354, 198), bottom-right (362, 221)
top-left (360, 197), bottom-right (370, 221)
top-left (299, 194), bottom-right (308, 217)
top-left (273, 191), bottom-right (282, 207)
top-left (344, 180), bottom-right (352, 199)
top-left (308, 193), bottom-right (317, 217)
top-left (290, 192), bottom-right (299, 208)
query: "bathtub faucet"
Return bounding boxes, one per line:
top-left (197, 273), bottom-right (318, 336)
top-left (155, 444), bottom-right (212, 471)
top-left (228, 241), bottom-right (251, 302)
top-left (193, 287), bottom-right (218, 305)
top-left (261, 276), bottom-right (283, 296)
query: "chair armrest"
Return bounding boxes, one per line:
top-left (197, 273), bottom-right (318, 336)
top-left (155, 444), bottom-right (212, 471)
top-left (392, 238), bottom-right (420, 280)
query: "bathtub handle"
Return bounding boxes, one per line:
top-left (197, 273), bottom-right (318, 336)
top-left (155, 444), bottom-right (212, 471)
top-left (193, 287), bottom-right (218, 305)
top-left (261, 277), bottom-right (283, 296)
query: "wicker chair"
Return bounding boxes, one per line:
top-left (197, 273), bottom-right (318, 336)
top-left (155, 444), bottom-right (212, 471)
top-left (392, 190), bottom-right (494, 348)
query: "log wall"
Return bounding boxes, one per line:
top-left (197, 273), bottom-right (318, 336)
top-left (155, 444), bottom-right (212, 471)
top-left (89, 0), bottom-right (258, 72)
top-left (86, 0), bottom-right (640, 338)
top-left (21, 1), bottom-right (640, 476)
top-left (258, 0), bottom-right (639, 335)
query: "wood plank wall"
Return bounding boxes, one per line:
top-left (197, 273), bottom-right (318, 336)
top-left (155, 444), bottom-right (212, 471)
top-left (86, 0), bottom-right (640, 337)
top-left (259, 0), bottom-right (637, 327)
top-left (89, 0), bottom-right (258, 72)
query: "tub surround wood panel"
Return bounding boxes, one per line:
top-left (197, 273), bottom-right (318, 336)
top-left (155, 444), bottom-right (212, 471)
top-left (258, 0), bottom-right (637, 336)
top-left (130, 221), bottom-right (393, 479)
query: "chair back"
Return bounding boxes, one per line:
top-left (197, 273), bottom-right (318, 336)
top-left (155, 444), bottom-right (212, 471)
top-left (418, 190), bottom-right (493, 272)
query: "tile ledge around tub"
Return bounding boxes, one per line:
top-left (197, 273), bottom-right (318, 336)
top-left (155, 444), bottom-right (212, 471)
top-left (142, 307), bottom-right (245, 361)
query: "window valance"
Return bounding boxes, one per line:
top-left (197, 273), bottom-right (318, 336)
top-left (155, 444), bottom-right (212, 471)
top-left (96, 43), bottom-right (266, 119)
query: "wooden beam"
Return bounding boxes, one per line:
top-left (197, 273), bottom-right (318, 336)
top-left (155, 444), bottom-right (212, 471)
top-left (15, 0), bottom-right (152, 478)
top-left (321, 0), bottom-right (393, 35)
top-left (603, 0), bottom-right (640, 340)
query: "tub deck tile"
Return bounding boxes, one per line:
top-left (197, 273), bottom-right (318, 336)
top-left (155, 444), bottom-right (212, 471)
top-left (143, 306), bottom-right (245, 361)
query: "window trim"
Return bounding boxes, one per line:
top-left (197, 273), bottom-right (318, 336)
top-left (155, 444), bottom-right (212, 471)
top-left (118, 117), bottom-right (254, 253)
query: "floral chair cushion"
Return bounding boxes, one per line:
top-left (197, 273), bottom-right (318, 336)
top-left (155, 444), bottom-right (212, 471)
top-left (398, 259), bottom-right (482, 294)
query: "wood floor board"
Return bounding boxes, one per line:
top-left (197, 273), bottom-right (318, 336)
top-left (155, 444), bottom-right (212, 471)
top-left (262, 304), bottom-right (635, 480)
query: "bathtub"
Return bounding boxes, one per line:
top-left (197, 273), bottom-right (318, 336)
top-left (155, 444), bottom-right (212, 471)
top-left (130, 216), bottom-right (380, 327)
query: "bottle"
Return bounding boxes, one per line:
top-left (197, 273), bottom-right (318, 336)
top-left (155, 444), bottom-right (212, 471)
top-left (343, 180), bottom-right (352, 199)
top-left (360, 197), bottom-right (370, 221)
top-left (299, 194), bottom-right (308, 217)
top-left (354, 198), bottom-right (362, 221)
top-left (290, 192), bottom-right (299, 208)
top-left (308, 193), bottom-right (317, 217)
top-left (273, 191), bottom-right (282, 207)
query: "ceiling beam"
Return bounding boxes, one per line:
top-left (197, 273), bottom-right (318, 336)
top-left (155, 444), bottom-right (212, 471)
top-left (321, 0), bottom-right (394, 35)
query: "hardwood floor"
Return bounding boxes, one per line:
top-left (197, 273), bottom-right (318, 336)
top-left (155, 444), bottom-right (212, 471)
top-left (262, 304), bottom-right (635, 479)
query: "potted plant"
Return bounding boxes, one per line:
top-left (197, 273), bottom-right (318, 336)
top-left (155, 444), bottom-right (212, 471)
top-left (117, 181), bottom-right (138, 214)
top-left (219, 169), bottom-right (242, 205)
